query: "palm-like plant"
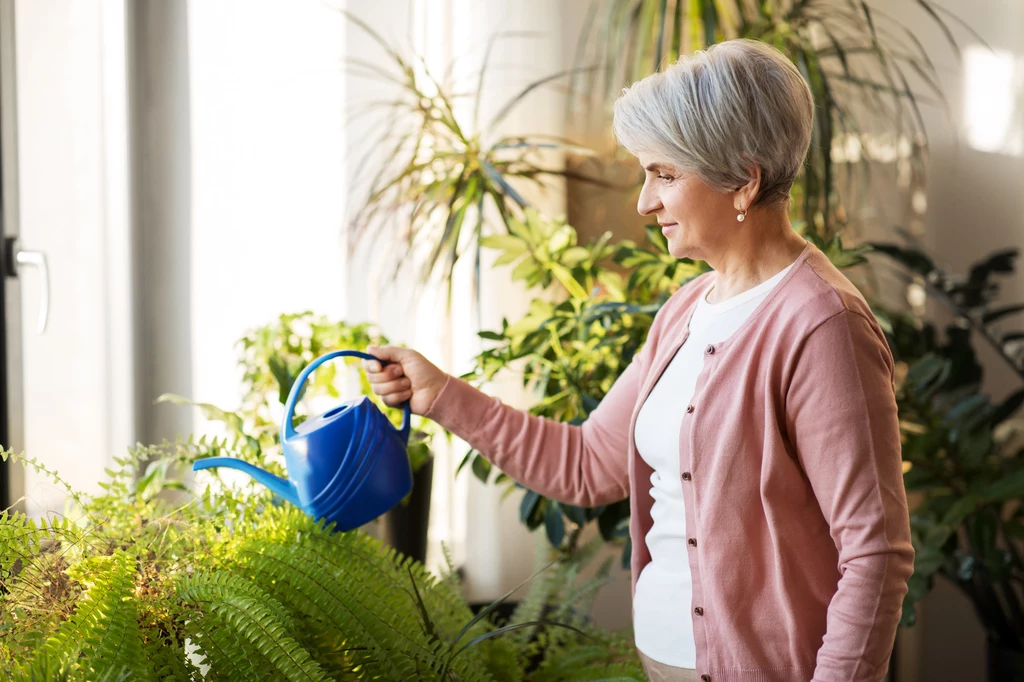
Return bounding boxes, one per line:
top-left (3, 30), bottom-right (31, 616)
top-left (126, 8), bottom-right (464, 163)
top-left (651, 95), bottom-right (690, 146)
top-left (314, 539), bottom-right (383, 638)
top-left (569, 0), bottom-right (977, 238)
top-left (342, 13), bottom-right (607, 306)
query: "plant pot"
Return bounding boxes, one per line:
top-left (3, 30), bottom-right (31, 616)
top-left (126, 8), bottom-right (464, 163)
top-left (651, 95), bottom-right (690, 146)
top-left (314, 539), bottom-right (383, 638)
top-left (381, 458), bottom-right (433, 564)
top-left (988, 638), bottom-right (1024, 681)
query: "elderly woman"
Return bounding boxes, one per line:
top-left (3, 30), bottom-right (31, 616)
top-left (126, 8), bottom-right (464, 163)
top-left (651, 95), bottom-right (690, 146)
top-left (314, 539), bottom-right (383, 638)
top-left (363, 39), bottom-right (914, 682)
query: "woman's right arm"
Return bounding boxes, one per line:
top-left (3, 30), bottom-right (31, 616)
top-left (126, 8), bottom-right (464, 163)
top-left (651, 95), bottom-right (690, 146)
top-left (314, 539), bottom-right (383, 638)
top-left (362, 334), bottom-right (658, 508)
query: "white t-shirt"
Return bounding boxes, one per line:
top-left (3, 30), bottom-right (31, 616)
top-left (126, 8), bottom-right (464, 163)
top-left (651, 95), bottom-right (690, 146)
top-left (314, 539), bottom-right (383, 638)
top-left (633, 261), bottom-right (796, 667)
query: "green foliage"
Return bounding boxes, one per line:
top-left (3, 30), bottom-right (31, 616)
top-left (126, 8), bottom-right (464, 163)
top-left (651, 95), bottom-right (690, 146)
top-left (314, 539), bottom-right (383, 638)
top-left (871, 243), bottom-right (1024, 644)
top-left (158, 311), bottom-right (436, 476)
top-left (572, 0), bottom-right (969, 238)
top-left (0, 447), bottom-right (645, 680)
top-left (342, 13), bottom-right (601, 300)
top-left (459, 209), bottom-right (868, 564)
top-left (461, 211), bottom-right (704, 565)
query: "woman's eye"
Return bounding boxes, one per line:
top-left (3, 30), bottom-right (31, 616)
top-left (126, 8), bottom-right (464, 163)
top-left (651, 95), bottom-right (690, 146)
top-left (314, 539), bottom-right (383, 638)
top-left (658, 174), bottom-right (674, 182)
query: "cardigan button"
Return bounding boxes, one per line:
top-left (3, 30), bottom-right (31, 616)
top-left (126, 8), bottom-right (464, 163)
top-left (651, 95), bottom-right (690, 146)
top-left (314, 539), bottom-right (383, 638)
top-left (681, 472), bottom-right (691, 481)
top-left (705, 344), bottom-right (715, 355)
top-left (701, 676), bottom-right (711, 682)
top-left (694, 606), bottom-right (703, 616)
top-left (685, 404), bottom-right (694, 413)
top-left (688, 538), bottom-right (697, 547)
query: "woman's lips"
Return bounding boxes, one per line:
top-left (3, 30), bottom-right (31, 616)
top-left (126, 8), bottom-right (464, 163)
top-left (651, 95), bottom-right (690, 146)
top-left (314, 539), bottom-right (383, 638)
top-left (660, 223), bottom-right (678, 235)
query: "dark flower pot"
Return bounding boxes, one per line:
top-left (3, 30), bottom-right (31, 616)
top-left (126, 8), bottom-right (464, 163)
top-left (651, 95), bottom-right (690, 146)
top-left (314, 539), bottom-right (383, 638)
top-left (382, 459), bottom-right (433, 564)
top-left (988, 638), bottom-right (1024, 681)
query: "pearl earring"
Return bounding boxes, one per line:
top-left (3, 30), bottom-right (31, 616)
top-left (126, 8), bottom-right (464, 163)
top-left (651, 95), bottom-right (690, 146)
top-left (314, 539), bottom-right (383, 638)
top-left (737, 209), bottom-right (747, 222)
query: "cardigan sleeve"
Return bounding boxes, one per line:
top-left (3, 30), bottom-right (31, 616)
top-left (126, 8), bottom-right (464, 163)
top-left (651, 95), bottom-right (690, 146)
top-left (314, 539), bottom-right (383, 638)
top-left (422, 301), bottom-right (673, 508)
top-left (784, 309), bottom-right (915, 682)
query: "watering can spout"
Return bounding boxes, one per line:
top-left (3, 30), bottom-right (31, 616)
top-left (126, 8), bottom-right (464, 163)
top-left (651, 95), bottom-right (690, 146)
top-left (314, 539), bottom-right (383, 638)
top-left (192, 457), bottom-right (300, 507)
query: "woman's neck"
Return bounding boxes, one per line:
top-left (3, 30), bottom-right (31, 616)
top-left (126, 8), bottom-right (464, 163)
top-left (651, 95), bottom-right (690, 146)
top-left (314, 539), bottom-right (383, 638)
top-left (704, 210), bottom-right (806, 304)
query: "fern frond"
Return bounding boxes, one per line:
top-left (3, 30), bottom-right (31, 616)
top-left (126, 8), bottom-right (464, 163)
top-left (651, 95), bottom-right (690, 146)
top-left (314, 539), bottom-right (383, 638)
top-left (179, 569), bottom-right (327, 681)
top-left (1, 449), bottom-right (85, 510)
top-left (24, 550), bottom-right (147, 680)
top-left (221, 505), bottom-right (495, 681)
top-left (531, 627), bottom-right (645, 682)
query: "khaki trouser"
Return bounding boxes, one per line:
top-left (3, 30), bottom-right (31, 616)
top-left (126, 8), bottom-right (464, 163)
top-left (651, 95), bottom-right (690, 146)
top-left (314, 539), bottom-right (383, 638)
top-left (637, 650), bottom-right (701, 682)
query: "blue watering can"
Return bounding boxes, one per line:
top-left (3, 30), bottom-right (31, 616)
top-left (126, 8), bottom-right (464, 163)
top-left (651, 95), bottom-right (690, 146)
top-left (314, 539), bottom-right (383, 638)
top-left (191, 350), bottom-right (413, 532)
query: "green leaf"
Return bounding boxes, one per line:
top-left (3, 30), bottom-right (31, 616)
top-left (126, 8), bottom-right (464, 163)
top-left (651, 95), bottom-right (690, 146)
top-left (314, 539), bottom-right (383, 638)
top-left (520, 490), bottom-right (541, 525)
top-left (597, 500), bottom-right (630, 542)
top-left (511, 258), bottom-right (538, 283)
top-left (479, 234), bottom-right (528, 254)
top-left (982, 470), bottom-right (1024, 503)
top-left (560, 246), bottom-right (591, 267)
top-left (982, 303), bottom-right (1024, 325)
top-left (944, 394), bottom-right (990, 431)
top-left (560, 504), bottom-right (589, 527)
top-left (549, 263), bottom-right (589, 300)
top-left (471, 455), bottom-right (492, 484)
top-left (869, 243), bottom-right (935, 276)
top-left (492, 249), bottom-right (524, 267)
top-left (942, 495), bottom-right (980, 527)
top-left (155, 394), bottom-right (245, 434)
top-left (902, 465), bottom-right (935, 491)
top-left (968, 510), bottom-right (998, 559)
top-left (544, 504), bottom-right (565, 547)
top-left (268, 355), bottom-right (297, 406)
top-left (456, 451), bottom-right (475, 477)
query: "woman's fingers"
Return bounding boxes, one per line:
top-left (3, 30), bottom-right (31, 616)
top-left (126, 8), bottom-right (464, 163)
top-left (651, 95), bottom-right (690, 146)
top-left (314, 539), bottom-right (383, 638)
top-left (365, 362), bottom-right (404, 384)
top-left (370, 376), bottom-right (411, 396)
top-left (381, 389), bottom-right (412, 407)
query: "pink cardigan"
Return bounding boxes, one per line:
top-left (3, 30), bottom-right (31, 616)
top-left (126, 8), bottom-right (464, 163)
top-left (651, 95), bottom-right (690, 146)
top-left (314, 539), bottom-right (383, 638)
top-left (424, 242), bottom-right (914, 682)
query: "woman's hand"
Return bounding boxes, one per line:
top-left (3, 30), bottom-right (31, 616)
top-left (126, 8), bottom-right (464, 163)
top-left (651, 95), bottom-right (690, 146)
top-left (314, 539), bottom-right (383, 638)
top-left (362, 345), bottom-right (449, 416)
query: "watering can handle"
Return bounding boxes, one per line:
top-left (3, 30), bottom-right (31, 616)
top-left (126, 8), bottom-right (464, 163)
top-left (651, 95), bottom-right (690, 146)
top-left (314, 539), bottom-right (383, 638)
top-left (280, 350), bottom-right (412, 446)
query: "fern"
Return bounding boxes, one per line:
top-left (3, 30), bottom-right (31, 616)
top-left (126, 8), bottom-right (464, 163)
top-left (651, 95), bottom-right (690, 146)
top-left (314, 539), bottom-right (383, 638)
top-left (179, 570), bottom-right (327, 681)
top-left (220, 505), bottom-right (495, 680)
top-left (23, 550), bottom-right (146, 679)
top-left (0, 436), bottom-right (643, 680)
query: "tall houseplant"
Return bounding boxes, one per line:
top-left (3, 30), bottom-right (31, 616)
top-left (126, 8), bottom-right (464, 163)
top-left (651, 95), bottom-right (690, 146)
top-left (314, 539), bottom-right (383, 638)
top-left (342, 13), bottom-right (609, 306)
top-left (568, 0), bottom-right (973, 240)
top-left (870, 242), bottom-right (1024, 679)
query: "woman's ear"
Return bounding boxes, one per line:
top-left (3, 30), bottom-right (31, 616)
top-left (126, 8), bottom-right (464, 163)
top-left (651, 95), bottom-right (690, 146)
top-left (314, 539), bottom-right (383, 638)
top-left (734, 161), bottom-right (761, 212)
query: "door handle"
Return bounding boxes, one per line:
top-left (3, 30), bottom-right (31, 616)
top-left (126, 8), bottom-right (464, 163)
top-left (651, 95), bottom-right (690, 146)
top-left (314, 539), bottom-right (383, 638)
top-left (3, 238), bottom-right (49, 334)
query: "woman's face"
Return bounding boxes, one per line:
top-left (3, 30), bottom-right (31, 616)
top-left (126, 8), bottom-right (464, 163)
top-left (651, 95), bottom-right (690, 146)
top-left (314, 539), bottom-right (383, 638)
top-left (636, 153), bottom-right (739, 262)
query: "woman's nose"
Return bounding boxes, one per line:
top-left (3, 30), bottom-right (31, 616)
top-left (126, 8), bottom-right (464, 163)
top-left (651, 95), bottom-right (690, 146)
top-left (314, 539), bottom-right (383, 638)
top-left (637, 184), bottom-right (661, 216)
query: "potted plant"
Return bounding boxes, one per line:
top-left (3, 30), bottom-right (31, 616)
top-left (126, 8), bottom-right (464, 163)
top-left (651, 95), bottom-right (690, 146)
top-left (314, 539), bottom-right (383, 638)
top-left (871, 242), bottom-right (1024, 681)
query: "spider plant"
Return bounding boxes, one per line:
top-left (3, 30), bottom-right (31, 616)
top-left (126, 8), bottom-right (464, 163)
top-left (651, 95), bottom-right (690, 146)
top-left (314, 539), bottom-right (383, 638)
top-left (569, 0), bottom-right (981, 239)
top-left (341, 12), bottom-right (609, 306)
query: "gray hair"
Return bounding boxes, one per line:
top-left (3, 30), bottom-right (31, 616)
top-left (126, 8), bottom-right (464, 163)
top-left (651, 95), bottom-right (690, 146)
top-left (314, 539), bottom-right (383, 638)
top-left (612, 39), bottom-right (814, 207)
